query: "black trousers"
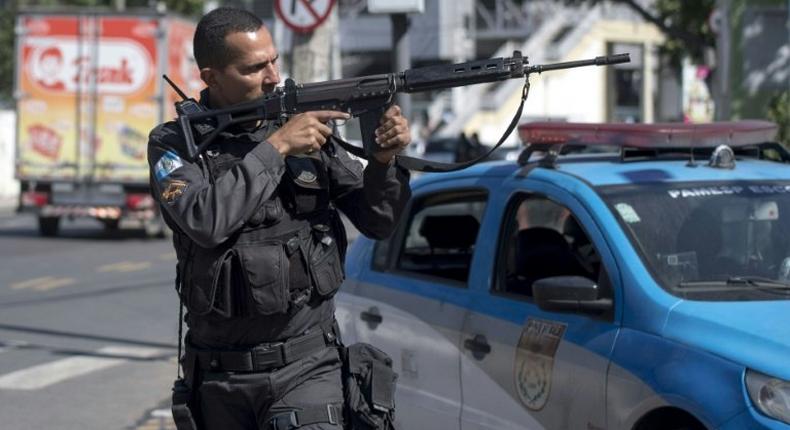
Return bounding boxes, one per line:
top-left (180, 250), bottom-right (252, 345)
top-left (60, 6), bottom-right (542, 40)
top-left (193, 346), bottom-right (344, 430)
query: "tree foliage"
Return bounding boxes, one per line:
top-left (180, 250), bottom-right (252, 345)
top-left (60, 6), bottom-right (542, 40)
top-left (767, 90), bottom-right (790, 147)
top-left (560, 0), bottom-right (716, 67)
top-left (0, 0), bottom-right (203, 105)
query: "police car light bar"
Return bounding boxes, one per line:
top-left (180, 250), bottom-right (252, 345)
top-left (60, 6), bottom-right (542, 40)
top-left (518, 120), bottom-right (778, 149)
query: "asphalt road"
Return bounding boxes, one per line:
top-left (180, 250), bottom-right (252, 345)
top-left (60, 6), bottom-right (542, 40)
top-left (0, 213), bottom-right (179, 430)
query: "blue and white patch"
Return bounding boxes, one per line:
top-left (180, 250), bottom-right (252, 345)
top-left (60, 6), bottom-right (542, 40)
top-left (154, 151), bottom-right (183, 182)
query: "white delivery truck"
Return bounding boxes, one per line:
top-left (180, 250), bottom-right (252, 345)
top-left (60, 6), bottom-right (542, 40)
top-left (14, 11), bottom-right (201, 236)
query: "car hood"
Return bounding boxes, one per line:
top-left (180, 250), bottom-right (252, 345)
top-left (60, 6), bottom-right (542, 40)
top-left (663, 299), bottom-right (790, 381)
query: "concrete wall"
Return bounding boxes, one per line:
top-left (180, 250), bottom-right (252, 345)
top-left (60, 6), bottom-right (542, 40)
top-left (0, 110), bottom-right (18, 210)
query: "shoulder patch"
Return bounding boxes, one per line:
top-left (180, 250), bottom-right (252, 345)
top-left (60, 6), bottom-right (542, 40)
top-left (154, 150), bottom-right (184, 182)
top-left (161, 179), bottom-right (188, 204)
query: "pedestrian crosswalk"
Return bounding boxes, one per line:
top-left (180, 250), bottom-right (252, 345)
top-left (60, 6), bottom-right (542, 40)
top-left (0, 344), bottom-right (168, 390)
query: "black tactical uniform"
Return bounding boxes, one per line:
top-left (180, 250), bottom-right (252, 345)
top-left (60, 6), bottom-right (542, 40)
top-left (148, 90), bottom-right (411, 429)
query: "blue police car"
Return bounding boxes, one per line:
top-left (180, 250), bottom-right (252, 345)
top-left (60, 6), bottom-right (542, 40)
top-left (334, 120), bottom-right (790, 430)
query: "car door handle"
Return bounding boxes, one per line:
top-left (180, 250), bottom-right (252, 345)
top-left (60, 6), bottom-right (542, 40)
top-left (464, 334), bottom-right (491, 359)
top-left (360, 307), bottom-right (383, 326)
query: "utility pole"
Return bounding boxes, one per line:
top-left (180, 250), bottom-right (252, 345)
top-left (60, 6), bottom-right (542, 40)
top-left (368, 0), bottom-right (424, 122)
top-left (290, 6), bottom-right (337, 83)
top-left (391, 13), bottom-right (411, 121)
top-left (715, 0), bottom-right (731, 120)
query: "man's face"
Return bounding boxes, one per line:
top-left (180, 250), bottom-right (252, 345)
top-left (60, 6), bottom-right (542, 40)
top-left (202, 27), bottom-right (280, 108)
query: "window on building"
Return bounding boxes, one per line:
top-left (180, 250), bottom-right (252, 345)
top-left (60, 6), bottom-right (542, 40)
top-left (608, 42), bottom-right (644, 123)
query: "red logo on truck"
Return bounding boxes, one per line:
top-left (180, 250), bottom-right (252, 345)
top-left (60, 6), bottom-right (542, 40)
top-left (27, 124), bottom-right (63, 159)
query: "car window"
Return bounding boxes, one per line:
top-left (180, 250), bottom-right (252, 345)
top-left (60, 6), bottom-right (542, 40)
top-left (373, 189), bottom-right (488, 285)
top-left (599, 181), bottom-right (790, 298)
top-left (495, 194), bottom-right (610, 298)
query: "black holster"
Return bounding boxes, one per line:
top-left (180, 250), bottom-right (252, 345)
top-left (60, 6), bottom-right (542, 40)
top-left (172, 349), bottom-right (202, 430)
top-left (340, 343), bottom-right (398, 430)
top-left (172, 377), bottom-right (199, 430)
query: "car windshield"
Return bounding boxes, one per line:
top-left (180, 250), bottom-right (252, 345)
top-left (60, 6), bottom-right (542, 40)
top-left (599, 181), bottom-right (790, 299)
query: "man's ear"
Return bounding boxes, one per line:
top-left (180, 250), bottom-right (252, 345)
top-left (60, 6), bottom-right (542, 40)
top-left (200, 68), bottom-right (217, 89)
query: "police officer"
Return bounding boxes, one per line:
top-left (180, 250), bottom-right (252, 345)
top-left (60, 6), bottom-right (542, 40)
top-left (147, 7), bottom-right (412, 430)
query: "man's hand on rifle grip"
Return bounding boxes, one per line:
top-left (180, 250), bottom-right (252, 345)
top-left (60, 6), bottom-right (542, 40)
top-left (373, 105), bottom-right (411, 164)
top-left (268, 110), bottom-right (350, 156)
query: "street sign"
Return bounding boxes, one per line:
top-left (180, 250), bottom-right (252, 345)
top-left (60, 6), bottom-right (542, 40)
top-left (368, 0), bottom-right (424, 14)
top-left (274, 0), bottom-right (336, 34)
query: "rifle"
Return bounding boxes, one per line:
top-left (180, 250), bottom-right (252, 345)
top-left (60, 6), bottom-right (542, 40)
top-left (167, 51), bottom-right (629, 172)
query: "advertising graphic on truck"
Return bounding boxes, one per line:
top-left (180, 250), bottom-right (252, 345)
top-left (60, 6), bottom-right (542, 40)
top-left (15, 13), bottom-right (199, 236)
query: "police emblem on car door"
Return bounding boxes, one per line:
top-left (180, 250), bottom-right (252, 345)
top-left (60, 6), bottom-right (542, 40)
top-left (514, 318), bottom-right (566, 410)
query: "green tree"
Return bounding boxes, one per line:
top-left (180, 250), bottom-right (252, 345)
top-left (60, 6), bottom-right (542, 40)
top-left (767, 90), bottom-right (789, 147)
top-left (0, 0), bottom-right (203, 105)
top-left (0, 7), bottom-right (15, 107)
top-left (560, 0), bottom-right (716, 67)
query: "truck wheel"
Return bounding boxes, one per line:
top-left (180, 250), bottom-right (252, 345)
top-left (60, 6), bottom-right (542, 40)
top-left (102, 219), bottom-right (120, 232)
top-left (38, 216), bottom-right (60, 237)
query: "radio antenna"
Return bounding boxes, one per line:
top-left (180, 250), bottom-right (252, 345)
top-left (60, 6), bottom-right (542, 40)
top-left (163, 74), bottom-right (188, 100)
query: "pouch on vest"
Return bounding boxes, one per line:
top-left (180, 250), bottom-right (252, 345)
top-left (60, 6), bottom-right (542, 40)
top-left (340, 343), bottom-right (398, 430)
top-left (247, 199), bottom-right (283, 227)
top-left (236, 242), bottom-right (290, 315)
top-left (283, 156), bottom-right (329, 216)
top-left (183, 247), bottom-right (235, 318)
top-left (307, 223), bottom-right (344, 298)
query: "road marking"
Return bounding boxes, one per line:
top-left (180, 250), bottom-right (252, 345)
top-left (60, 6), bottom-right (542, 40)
top-left (10, 276), bottom-right (76, 291)
top-left (159, 252), bottom-right (177, 261)
top-left (97, 261), bottom-right (152, 273)
top-left (136, 409), bottom-right (176, 430)
top-left (0, 345), bottom-right (165, 390)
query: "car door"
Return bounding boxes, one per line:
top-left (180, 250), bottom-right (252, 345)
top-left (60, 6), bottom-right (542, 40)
top-left (351, 182), bottom-right (489, 429)
top-left (460, 183), bottom-right (621, 430)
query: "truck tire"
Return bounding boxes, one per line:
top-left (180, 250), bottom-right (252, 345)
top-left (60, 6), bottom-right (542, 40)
top-left (102, 219), bottom-right (120, 232)
top-left (38, 216), bottom-right (60, 237)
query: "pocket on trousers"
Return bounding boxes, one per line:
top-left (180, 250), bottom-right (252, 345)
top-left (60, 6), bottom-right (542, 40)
top-left (236, 243), bottom-right (290, 315)
top-left (309, 234), bottom-right (344, 298)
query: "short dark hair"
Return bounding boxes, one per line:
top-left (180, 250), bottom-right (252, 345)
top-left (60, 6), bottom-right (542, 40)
top-left (193, 7), bottom-right (263, 69)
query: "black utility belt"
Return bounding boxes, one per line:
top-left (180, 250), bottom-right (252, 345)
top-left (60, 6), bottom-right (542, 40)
top-left (187, 322), bottom-right (339, 373)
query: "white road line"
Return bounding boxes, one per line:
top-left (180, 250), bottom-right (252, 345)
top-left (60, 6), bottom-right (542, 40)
top-left (10, 276), bottom-right (76, 291)
top-left (159, 252), bottom-right (177, 261)
top-left (96, 261), bottom-right (152, 273)
top-left (0, 345), bottom-right (165, 390)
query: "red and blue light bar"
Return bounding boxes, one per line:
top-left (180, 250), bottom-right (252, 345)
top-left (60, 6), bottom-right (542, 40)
top-left (518, 120), bottom-right (778, 148)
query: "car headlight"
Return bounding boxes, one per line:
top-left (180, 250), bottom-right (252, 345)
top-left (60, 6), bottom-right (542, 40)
top-left (746, 369), bottom-right (790, 424)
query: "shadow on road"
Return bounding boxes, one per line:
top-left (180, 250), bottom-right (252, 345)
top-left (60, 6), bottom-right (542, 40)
top-left (0, 337), bottom-right (175, 361)
top-left (0, 278), bottom-right (171, 309)
top-left (0, 322), bottom-right (176, 353)
top-left (0, 226), bottom-right (165, 241)
top-left (0, 214), bottom-right (168, 241)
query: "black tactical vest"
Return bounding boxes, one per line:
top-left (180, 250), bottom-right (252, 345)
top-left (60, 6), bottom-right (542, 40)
top-left (172, 137), bottom-right (347, 320)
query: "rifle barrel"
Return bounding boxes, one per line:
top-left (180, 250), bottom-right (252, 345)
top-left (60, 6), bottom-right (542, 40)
top-left (525, 53), bottom-right (630, 74)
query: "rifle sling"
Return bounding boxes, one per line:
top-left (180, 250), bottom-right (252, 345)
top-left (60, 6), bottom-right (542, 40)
top-left (334, 79), bottom-right (531, 173)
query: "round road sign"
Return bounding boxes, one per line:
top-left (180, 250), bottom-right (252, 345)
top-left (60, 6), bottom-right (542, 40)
top-left (274, 0), bottom-right (336, 34)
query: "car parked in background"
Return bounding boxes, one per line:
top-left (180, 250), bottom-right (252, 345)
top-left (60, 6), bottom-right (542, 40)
top-left (334, 121), bottom-right (790, 430)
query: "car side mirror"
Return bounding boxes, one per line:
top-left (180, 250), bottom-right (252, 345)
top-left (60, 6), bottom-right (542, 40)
top-left (533, 276), bottom-right (612, 314)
